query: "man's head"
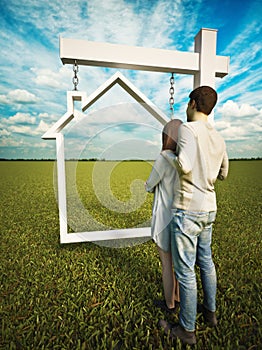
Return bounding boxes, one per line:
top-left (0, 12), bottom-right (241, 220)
top-left (187, 86), bottom-right (217, 121)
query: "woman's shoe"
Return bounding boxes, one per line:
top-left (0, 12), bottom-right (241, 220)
top-left (153, 300), bottom-right (179, 314)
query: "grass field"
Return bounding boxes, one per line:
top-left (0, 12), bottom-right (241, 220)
top-left (1, 160), bottom-right (261, 349)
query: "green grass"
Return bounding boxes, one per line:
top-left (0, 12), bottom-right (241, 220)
top-left (65, 160), bottom-right (153, 234)
top-left (0, 160), bottom-right (261, 349)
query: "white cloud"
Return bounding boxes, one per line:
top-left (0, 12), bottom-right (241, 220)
top-left (215, 100), bottom-right (262, 145)
top-left (1, 111), bottom-right (58, 138)
top-left (35, 120), bottom-right (50, 134)
top-left (7, 118), bottom-right (52, 136)
top-left (217, 100), bottom-right (260, 119)
top-left (219, 126), bottom-right (248, 141)
top-left (32, 66), bottom-right (72, 89)
top-left (39, 112), bottom-right (49, 118)
top-left (39, 112), bottom-right (61, 123)
top-left (8, 125), bottom-right (34, 135)
top-left (215, 120), bottom-right (231, 130)
top-left (0, 137), bottom-right (26, 147)
top-left (0, 129), bottom-right (11, 137)
top-left (0, 89), bottom-right (38, 104)
top-left (9, 89), bottom-right (37, 103)
top-left (0, 136), bottom-right (53, 152)
top-left (33, 141), bottom-right (53, 149)
top-left (7, 112), bottom-right (36, 124)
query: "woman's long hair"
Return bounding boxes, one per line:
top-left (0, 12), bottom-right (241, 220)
top-left (162, 119), bottom-right (183, 152)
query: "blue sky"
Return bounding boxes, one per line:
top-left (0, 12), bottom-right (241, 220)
top-left (0, 0), bottom-right (261, 160)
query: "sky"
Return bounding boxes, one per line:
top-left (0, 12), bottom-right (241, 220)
top-left (0, 0), bottom-right (261, 160)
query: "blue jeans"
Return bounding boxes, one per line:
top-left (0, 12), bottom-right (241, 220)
top-left (171, 209), bottom-right (217, 332)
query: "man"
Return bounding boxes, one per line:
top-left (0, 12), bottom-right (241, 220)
top-left (159, 86), bottom-right (229, 345)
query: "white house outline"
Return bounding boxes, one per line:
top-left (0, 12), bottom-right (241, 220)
top-left (42, 71), bottom-right (170, 244)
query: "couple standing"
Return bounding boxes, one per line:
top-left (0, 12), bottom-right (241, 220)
top-left (145, 86), bottom-right (229, 345)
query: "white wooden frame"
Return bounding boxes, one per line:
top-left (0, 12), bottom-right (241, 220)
top-left (42, 72), bottom-right (170, 243)
top-left (42, 28), bottom-right (229, 244)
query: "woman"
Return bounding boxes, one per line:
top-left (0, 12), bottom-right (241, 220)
top-left (145, 119), bottom-right (182, 313)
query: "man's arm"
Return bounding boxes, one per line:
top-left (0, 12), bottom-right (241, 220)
top-left (161, 124), bottom-right (196, 175)
top-left (217, 150), bottom-right (229, 180)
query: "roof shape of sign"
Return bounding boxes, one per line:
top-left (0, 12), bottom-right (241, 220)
top-left (42, 71), bottom-right (169, 140)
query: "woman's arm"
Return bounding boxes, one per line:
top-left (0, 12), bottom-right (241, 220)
top-left (145, 155), bottom-right (165, 192)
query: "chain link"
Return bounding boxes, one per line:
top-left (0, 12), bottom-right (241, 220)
top-left (169, 73), bottom-right (175, 117)
top-left (72, 60), bottom-right (79, 91)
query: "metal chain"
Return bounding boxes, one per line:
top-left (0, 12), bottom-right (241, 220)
top-left (169, 73), bottom-right (175, 117)
top-left (72, 60), bottom-right (79, 91)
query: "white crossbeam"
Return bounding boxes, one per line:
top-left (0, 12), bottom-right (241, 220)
top-left (60, 38), bottom-right (199, 74)
top-left (60, 28), bottom-right (229, 84)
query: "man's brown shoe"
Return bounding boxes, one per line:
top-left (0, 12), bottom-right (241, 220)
top-left (170, 325), bottom-right (197, 345)
top-left (158, 320), bottom-right (196, 345)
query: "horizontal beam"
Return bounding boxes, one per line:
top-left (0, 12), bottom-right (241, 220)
top-left (60, 227), bottom-right (151, 244)
top-left (215, 55), bottom-right (230, 78)
top-left (60, 37), bottom-right (228, 77)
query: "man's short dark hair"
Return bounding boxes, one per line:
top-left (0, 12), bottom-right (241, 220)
top-left (189, 86), bottom-right (218, 115)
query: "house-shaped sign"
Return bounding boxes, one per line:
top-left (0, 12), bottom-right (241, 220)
top-left (42, 71), bottom-right (170, 244)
